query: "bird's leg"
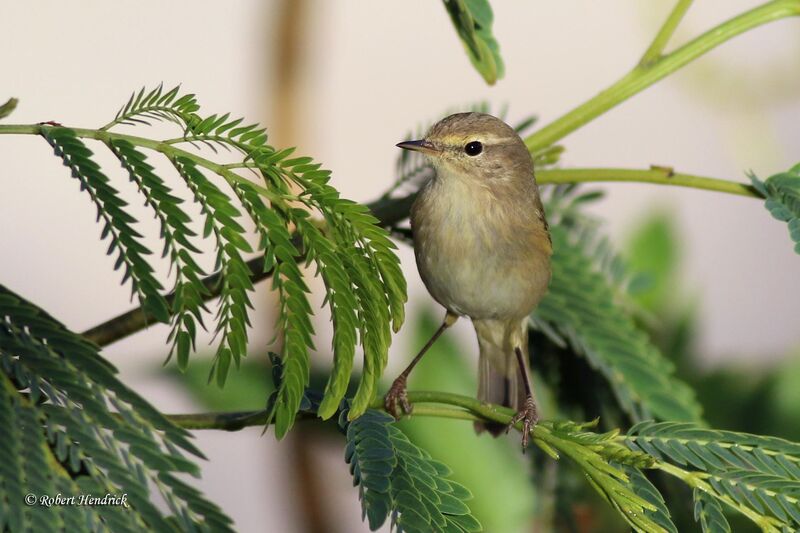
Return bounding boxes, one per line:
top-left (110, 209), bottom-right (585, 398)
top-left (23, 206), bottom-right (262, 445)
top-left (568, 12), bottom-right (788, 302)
top-left (507, 345), bottom-right (539, 451)
top-left (385, 312), bottom-right (458, 418)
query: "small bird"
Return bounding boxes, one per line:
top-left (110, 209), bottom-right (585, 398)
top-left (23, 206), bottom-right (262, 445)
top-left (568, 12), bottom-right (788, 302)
top-left (385, 112), bottom-right (552, 449)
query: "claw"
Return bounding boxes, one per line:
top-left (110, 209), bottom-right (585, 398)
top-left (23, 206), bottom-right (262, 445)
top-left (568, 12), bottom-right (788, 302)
top-left (384, 375), bottom-right (412, 418)
top-left (506, 396), bottom-right (539, 451)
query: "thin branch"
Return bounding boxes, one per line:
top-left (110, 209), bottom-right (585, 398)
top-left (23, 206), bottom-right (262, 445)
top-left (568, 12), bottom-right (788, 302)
top-left (82, 255), bottom-right (269, 346)
top-left (0, 122), bottom-right (766, 347)
top-left (164, 391), bottom-right (512, 431)
top-left (538, 167), bottom-right (759, 198)
top-left (525, 0), bottom-right (800, 152)
top-left (639, 0), bottom-right (694, 66)
top-left (79, 163), bottom-right (757, 347)
top-left (656, 461), bottom-right (781, 529)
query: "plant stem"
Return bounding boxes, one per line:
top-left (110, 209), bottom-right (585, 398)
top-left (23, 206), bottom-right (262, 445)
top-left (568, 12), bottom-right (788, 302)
top-left (655, 461), bottom-right (782, 530)
top-left (0, 124), bottom-right (230, 185)
top-left (639, 0), bottom-right (694, 66)
top-left (525, 0), bottom-right (800, 152)
top-left (538, 167), bottom-right (759, 198)
top-left (168, 390), bottom-right (512, 430)
top-left (0, 125), bottom-right (765, 347)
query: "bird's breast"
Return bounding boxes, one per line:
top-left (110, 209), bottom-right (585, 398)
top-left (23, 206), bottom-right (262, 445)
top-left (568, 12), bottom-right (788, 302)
top-left (411, 176), bottom-right (551, 320)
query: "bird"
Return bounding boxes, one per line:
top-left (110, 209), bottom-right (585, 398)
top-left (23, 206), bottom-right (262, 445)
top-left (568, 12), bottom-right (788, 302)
top-left (384, 112), bottom-right (552, 450)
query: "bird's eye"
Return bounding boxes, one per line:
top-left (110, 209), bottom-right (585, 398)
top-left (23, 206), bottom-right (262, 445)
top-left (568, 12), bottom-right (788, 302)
top-left (464, 141), bottom-right (483, 156)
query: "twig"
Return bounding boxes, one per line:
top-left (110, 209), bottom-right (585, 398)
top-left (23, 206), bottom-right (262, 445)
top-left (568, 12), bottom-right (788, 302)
top-left (639, 0), bottom-right (694, 66)
top-left (525, 0), bottom-right (800, 152)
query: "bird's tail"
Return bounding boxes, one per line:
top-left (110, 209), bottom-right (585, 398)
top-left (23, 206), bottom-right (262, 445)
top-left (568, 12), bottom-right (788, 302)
top-left (473, 318), bottom-right (529, 436)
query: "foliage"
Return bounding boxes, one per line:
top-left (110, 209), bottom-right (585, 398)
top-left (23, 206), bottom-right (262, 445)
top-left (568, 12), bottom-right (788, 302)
top-left (694, 488), bottom-right (731, 533)
top-left (397, 310), bottom-right (536, 532)
top-left (35, 85), bottom-right (406, 439)
top-left (0, 97), bottom-right (17, 120)
top-left (0, 285), bottom-right (233, 532)
top-left (626, 421), bottom-right (800, 532)
top-left (2, 0), bottom-right (800, 530)
top-left (751, 164), bottom-right (800, 254)
top-left (442, 0), bottom-right (504, 85)
top-left (342, 408), bottom-right (481, 533)
top-left (531, 187), bottom-right (703, 424)
top-left (530, 420), bottom-right (671, 532)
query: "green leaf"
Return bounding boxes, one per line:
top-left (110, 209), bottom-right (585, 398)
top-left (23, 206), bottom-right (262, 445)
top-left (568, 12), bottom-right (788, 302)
top-left (104, 84), bottom-right (200, 130)
top-left (398, 309), bottom-right (536, 532)
top-left (532, 219), bottom-right (702, 423)
top-left (443, 0), bottom-right (504, 85)
top-left (627, 421), bottom-right (800, 531)
top-left (0, 97), bottom-right (18, 120)
top-left (41, 127), bottom-right (170, 324)
top-left (342, 408), bottom-right (482, 532)
top-left (0, 285), bottom-right (233, 532)
top-left (694, 488), bottom-right (731, 533)
top-left (539, 422), bottom-right (667, 533)
top-left (750, 164), bottom-right (800, 254)
top-left (170, 156), bottom-right (255, 387)
top-left (627, 467), bottom-right (679, 533)
top-left (109, 139), bottom-right (209, 370)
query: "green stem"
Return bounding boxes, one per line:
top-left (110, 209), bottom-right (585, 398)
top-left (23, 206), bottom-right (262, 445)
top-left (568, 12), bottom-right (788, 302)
top-left (0, 126), bottom-right (764, 348)
top-left (525, 0), bottom-right (800, 152)
top-left (0, 123), bottom-right (231, 186)
top-left (639, 0), bottom-right (694, 66)
top-left (538, 167), bottom-right (759, 198)
top-left (655, 462), bottom-right (782, 530)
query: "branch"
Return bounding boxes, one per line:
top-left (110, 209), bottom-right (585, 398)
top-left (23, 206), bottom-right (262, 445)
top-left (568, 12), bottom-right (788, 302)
top-left (0, 120), bottom-right (764, 347)
top-left (164, 391), bottom-right (509, 431)
top-left (82, 255), bottom-right (269, 345)
top-left (538, 167), bottom-right (759, 198)
top-left (639, 0), bottom-right (694, 66)
top-left (525, 0), bottom-right (800, 152)
top-left (655, 461), bottom-right (778, 529)
top-left (80, 164), bottom-right (757, 346)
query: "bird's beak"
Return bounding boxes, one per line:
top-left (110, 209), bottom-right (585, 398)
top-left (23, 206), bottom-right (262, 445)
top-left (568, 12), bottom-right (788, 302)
top-left (396, 139), bottom-right (439, 155)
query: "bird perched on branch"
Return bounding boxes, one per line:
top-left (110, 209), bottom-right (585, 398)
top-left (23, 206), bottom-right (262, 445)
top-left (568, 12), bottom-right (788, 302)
top-left (385, 112), bottom-right (552, 450)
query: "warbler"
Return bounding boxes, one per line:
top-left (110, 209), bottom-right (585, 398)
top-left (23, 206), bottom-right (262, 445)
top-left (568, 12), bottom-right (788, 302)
top-left (385, 112), bottom-right (552, 449)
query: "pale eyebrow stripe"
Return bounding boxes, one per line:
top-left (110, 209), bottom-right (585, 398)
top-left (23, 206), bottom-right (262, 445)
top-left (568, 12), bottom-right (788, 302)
top-left (438, 133), bottom-right (515, 145)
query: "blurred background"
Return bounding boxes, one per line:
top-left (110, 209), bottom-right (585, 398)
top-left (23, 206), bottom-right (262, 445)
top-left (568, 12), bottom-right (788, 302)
top-left (2, 1), bottom-right (799, 531)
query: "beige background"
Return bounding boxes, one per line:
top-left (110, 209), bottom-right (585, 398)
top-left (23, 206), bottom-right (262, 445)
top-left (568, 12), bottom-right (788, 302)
top-left (2, 1), bottom-right (799, 531)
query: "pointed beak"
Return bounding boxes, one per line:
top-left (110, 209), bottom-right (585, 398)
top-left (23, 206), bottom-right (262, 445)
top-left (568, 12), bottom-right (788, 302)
top-left (396, 139), bottom-right (439, 155)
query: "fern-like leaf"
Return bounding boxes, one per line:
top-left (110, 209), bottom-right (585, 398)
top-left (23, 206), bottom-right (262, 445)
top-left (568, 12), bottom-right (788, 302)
top-left (0, 285), bottom-right (233, 532)
top-left (442, 0), bottom-right (504, 85)
top-left (109, 139), bottom-right (209, 369)
top-left (170, 156), bottom-right (255, 385)
top-left (0, 97), bottom-right (17, 120)
top-left (531, 189), bottom-right (703, 423)
top-left (103, 84), bottom-right (200, 130)
top-left (694, 488), bottom-right (731, 533)
top-left (34, 86), bottom-right (407, 440)
top-left (750, 163), bottom-right (800, 254)
top-left (539, 421), bottom-right (667, 533)
top-left (41, 127), bottom-right (171, 324)
top-left (532, 224), bottom-right (702, 422)
top-left (342, 408), bottom-right (481, 533)
top-left (627, 421), bottom-right (800, 530)
top-left (627, 467), bottom-right (679, 533)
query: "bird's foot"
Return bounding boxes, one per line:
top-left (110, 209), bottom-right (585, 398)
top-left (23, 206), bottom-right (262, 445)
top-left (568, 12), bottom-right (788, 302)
top-left (506, 396), bottom-right (539, 452)
top-left (384, 375), bottom-right (412, 418)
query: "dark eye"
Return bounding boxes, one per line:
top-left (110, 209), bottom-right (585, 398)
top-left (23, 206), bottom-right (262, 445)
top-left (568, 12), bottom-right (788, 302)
top-left (464, 141), bottom-right (483, 156)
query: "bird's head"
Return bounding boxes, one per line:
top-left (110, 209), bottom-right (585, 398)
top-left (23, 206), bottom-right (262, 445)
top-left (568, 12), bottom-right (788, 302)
top-left (396, 112), bottom-right (533, 183)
